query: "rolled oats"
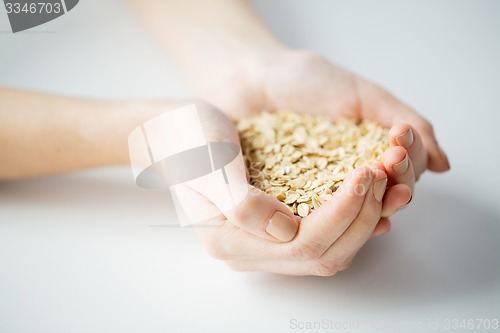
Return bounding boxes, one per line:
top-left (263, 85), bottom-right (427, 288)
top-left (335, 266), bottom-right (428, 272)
top-left (237, 111), bottom-right (389, 217)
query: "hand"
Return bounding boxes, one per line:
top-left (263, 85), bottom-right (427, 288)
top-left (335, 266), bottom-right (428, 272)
top-left (130, 0), bottom-right (450, 274)
top-left (196, 163), bottom-right (389, 276)
top-left (163, 103), bottom-right (389, 275)
top-left (201, 50), bottom-right (450, 223)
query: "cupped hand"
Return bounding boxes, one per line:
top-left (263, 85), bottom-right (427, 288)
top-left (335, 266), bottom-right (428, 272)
top-left (195, 164), bottom-right (389, 276)
top-left (201, 50), bottom-right (450, 222)
top-left (169, 103), bottom-right (389, 275)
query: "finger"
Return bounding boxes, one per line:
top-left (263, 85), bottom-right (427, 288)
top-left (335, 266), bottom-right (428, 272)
top-left (199, 183), bottom-right (390, 269)
top-left (226, 169), bottom-right (388, 276)
top-left (382, 146), bottom-right (415, 191)
top-left (360, 82), bottom-right (450, 172)
top-left (319, 168), bottom-right (387, 263)
top-left (183, 144), bottom-right (298, 242)
top-left (195, 217), bottom-right (290, 261)
top-left (217, 167), bottom-right (378, 275)
top-left (386, 101), bottom-right (450, 172)
top-left (225, 185), bottom-right (299, 242)
top-left (381, 184), bottom-right (412, 217)
top-left (365, 163), bottom-right (410, 217)
top-left (389, 124), bottom-right (427, 179)
top-left (197, 168), bottom-right (384, 265)
top-left (371, 217), bottom-right (392, 238)
top-left (291, 166), bottom-right (374, 257)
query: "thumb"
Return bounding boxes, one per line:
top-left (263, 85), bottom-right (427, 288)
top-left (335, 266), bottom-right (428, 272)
top-left (189, 148), bottom-right (299, 243)
top-left (128, 102), bottom-right (298, 241)
top-left (214, 145), bottom-right (299, 242)
top-left (359, 81), bottom-right (450, 172)
top-left (225, 185), bottom-right (300, 242)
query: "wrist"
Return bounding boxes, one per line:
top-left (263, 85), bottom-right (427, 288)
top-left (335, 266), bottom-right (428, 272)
top-left (196, 46), bottom-right (294, 107)
top-left (83, 100), bottom-right (188, 167)
top-left (185, 42), bottom-right (291, 94)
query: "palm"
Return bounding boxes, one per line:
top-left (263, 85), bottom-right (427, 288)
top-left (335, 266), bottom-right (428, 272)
top-left (207, 51), bottom-right (447, 179)
top-left (261, 52), bottom-right (362, 120)
top-left (214, 52), bottom-right (391, 125)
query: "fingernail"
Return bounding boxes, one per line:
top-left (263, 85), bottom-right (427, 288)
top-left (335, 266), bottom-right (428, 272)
top-left (266, 211), bottom-right (298, 242)
top-left (356, 167), bottom-right (373, 196)
top-left (373, 177), bottom-right (388, 201)
top-left (438, 146), bottom-right (451, 169)
top-left (393, 153), bottom-right (409, 175)
top-left (400, 194), bottom-right (413, 210)
top-left (395, 129), bottom-right (414, 148)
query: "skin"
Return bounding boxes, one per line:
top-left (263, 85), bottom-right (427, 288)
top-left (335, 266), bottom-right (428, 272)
top-left (0, 0), bottom-right (450, 276)
top-left (131, 0), bottom-right (449, 274)
top-left (0, 88), bottom-right (189, 178)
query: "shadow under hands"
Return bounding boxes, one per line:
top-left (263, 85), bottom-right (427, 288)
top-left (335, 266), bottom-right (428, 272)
top-left (1, 170), bottom-right (499, 309)
top-left (249, 185), bottom-right (500, 311)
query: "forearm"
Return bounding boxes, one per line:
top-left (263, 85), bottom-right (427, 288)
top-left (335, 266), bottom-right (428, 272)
top-left (0, 88), bottom-right (179, 179)
top-left (129, 0), bottom-right (287, 94)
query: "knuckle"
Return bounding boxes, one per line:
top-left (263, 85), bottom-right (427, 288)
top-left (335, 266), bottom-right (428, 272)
top-left (290, 240), bottom-right (324, 260)
top-left (357, 210), bottom-right (382, 228)
top-left (225, 261), bottom-right (246, 272)
top-left (227, 190), bottom-right (262, 227)
top-left (418, 120), bottom-right (435, 137)
top-left (338, 260), bottom-right (353, 272)
top-left (228, 208), bottom-right (247, 228)
top-left (193, 100), bottom-right (221, 115)
top-left (203, 237), bottom-right (230, 260)
top-left (312, 259), bottom-right (342, 277)
top-left (334, 209), bottom-right (359, 225)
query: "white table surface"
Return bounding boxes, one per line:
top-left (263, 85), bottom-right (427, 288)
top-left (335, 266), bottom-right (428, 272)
top-left (1, 1), bottom-right (499, 332)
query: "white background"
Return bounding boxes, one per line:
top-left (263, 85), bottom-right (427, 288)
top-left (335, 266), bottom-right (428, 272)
top-left (1, 1), bottom-right (499, 332)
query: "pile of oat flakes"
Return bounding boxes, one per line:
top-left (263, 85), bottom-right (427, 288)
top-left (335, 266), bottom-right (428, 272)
top-left (237, 112), bottom-right (389, 217)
